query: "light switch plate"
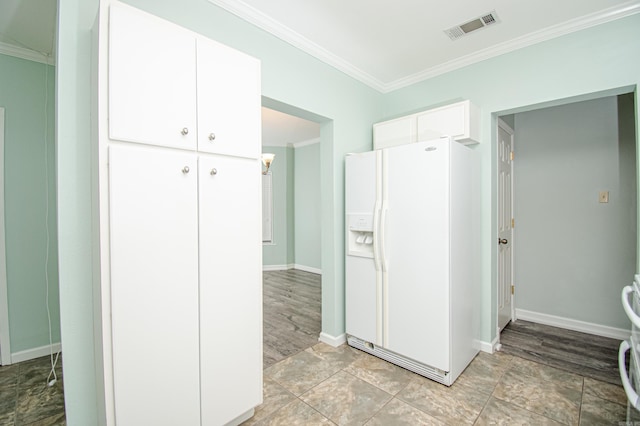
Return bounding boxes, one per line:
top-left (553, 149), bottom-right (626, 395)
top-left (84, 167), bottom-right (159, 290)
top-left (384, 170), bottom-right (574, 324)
top-left (599, 191), bottom-right (609, 203)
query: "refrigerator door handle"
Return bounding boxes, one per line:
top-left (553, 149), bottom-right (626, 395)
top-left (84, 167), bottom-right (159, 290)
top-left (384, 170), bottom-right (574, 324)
top-left (373, 201), bottom-right (382, 272)
top-left (380, 206), bottom-right (388, 272)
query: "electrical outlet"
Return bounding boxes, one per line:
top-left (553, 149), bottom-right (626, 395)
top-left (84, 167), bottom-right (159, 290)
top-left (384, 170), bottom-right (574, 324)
top-left (599, 191), bottom-right (609, 203)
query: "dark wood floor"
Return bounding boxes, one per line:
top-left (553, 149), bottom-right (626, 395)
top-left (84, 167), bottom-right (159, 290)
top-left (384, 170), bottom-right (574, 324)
top-left (500, 320), bottom-right (622, 385)
top-left (263, 269), bottom-right (322, 369)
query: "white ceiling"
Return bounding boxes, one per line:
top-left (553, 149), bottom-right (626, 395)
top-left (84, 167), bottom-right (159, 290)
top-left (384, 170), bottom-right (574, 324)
top-left (0, 0), bottom-right (56, 64)
top-left (262, 107), bottom-right (320, 147)
top-left (210, 0), bottom-right (640, 92)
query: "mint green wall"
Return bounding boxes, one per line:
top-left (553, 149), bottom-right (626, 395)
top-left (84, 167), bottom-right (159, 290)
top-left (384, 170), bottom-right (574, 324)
top-left (514, 96), bottom-right (636, 329)
top-left (57, 0), bottom-right (102, 424)
top-left (294, 143), bottom-right (321, 270)
top-left (0, 54), bottom-right (59, 353)
top-left (263, 143), bottom-right (321, 271)
top-left (383, 14), bottom-right (640, 343)
top-left (262, 146), bottom-right (294, 267)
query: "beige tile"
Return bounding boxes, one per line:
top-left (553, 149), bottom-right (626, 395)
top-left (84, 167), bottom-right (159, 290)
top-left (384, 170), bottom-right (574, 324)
top-left (305, 343), bottom-right (363, 370)
top-left (265, 350), bottom-right (343, 396)
top-left (344, 352), bottom-right (414, 395)
top-left (365, 398), bottom-right (444, 425)
top-left (508, 357), bottom-right (583, 392)
top-left (456, 351), bottom-right (512, 395)
top-left (301, 371), bottom-right (392, 425)
top-left (583, 377), bottom-right (626, 406)
top-left (493, 369), bottom-right (581, 425)
top-left (252, 399), bottom-right (333, 426)
top-left (475, 397), bottom-right (564, 425)
top-left (579, 389), bottom-right (626, 425)
top-left (397, 376), bottom-right (490, 424)
top-left (243, 377), bottom-right (296, 425)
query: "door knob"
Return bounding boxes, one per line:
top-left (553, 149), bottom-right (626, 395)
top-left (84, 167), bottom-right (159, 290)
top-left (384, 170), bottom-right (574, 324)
top-left (182, 166), bottom-right (190, 174)
top-left (498, 238), bottom-right (508, 245)
top-left (208, 133), bottom-right (216, 141)
top-left (181, 127), bottom-right (189, 136)
top-left (210, 168), bottom-right (218, 175)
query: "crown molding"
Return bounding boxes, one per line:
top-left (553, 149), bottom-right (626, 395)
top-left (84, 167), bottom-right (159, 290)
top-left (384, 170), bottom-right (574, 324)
top-left (385, 1), bottom-right (640, 92)
top-left (0, 41), bottom-right (54, 65)
top-left (291, 138), bottom-right (320, 149)
top-left (208, 0), bottom-right (640, 94)
top-left (207, 0), bottom-right (387, 91)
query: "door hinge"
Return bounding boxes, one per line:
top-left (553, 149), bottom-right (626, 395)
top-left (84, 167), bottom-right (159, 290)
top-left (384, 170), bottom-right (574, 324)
top-left (510, 151), bottom-right (514, 161)
top-left (511, 285), bottom-right (514, 295)
top-left (511, 218), bottom-right (515, 228)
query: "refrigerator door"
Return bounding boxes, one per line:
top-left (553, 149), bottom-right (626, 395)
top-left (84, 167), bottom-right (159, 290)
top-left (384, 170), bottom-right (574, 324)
top-left (345, 151), bottom-right (382, 345)
top-left (383, 139), bottom-right (451, 371)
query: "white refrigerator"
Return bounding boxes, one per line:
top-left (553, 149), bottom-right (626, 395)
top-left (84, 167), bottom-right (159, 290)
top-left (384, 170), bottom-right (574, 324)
top-left (345, 137), bottom-right (479, 386)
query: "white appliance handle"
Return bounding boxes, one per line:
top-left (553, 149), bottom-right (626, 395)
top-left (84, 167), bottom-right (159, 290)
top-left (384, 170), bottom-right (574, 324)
top-left (372, 201), bottom-right (382, 272)
top-left (380, 207), bottom-right (388, 273)
top-left (622, 285), bottom-right (640, 328)
top-left (619, 340), bottom-right (640, 410)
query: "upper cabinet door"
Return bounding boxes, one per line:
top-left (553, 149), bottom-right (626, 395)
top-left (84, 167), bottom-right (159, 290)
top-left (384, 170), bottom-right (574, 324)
top-left (196, 38), bottom-right (261, 159)
top-left (109, 3), bottom-right (197, 150)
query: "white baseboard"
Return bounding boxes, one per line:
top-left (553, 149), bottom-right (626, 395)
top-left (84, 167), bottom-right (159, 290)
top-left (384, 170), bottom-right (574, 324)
top-left (318, 332), bottom-right (347, 347)
top-left (262, 264), bottom-right (294, 271)
top-left (11, 343), bottom-right (61, 364)
top-left (515, 309), bottom-right (630, 340)
top-left (293, 264), bottom-right (322, 275)
top-left (263, 264), bottom-right (322, 274)
top-left (474, 337), bottom-right (498, 354)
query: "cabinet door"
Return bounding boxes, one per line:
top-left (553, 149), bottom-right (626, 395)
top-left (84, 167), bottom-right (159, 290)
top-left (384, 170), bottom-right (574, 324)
top-left (416, 102), bottom-right (467, 142)
top-left (196, 38), bottom-right (261, 159)
top-left (199, 155), bottom-right (262, 425)
top-left (109, 145), bottom-right (200, 425)
top-left (373, 116), bottom-right (415, 150)
top-left (109, 3), bottom-right (197, 150)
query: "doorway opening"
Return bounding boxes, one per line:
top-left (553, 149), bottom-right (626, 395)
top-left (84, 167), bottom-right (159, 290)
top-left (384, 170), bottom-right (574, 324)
top-left (496, 92), bottom-right (637, 376)
top-left (260, 98), bottom-right (328, 368)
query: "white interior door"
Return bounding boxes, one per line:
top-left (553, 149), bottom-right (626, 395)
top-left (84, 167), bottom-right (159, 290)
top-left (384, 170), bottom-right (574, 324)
top-left (0, 107), bottom-right (10, 365)
top-left (109, 145), bottom-right (200, 425)
top-left (497, 119), bottom-right (515, 331)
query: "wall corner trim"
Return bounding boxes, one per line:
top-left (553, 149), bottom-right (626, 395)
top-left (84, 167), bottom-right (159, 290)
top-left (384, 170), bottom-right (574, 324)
top-left (318, 332), bottom-right (347, 347)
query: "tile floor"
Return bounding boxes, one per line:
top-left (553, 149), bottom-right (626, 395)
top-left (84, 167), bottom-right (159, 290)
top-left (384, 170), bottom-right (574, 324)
top-left (243, 342), bottom-right (628, 425)
top-left (0, 354), bottom-right (65, 425)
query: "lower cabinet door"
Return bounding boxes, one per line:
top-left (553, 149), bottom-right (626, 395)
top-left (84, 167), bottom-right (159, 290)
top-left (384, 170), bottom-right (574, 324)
top-left (109, 145), bottom-right (200, 425)
top-left (198, 155), bottom-right (263, 425)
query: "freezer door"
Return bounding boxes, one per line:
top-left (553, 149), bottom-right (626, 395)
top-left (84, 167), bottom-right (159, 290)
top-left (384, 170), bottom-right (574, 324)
top-left (345, 151), bottom-right (381, 344)
top-left (383, 139), bottom-right (451, 371)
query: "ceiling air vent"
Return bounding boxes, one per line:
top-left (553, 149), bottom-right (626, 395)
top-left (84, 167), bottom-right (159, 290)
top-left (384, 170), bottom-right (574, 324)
top-left (445, 11), bottom-right (500, 41)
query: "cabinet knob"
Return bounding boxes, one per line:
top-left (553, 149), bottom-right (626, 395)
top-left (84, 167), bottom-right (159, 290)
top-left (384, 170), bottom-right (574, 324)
top-left (182, 166), bottom-right (190, 174)
top-left (208, 133), bottom-right (216, 141)
top-left (210, 168), bottom-right (218, 175)
top-left (181, 127), bottom-right (189, 136)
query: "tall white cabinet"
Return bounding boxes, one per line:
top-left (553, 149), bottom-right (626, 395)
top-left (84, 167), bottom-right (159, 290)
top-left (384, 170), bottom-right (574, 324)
top-left (93, 2), bottom-right (262, 425)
